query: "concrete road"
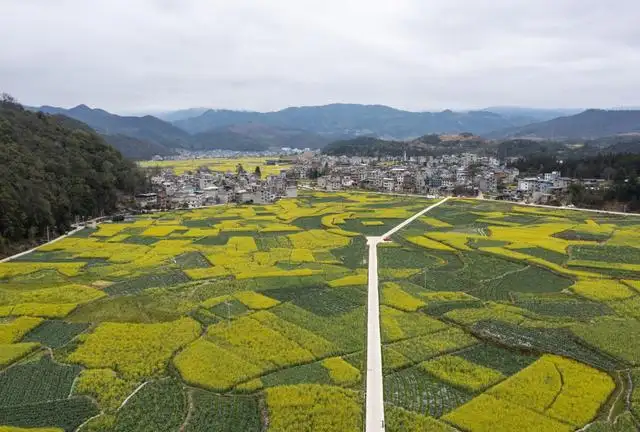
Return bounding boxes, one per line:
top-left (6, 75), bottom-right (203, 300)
top-left (0, 225), bottom-right (86, 263)
top-left (365, 235), bottom-right (385, 432)
top-left (364, 197), bottom-right (450, 432)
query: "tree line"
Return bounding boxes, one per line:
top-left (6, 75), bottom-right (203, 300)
top-left (512, 152), bottom-right (640, 211)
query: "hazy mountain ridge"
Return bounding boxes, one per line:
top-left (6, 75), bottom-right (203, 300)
top-left (31, 104), bottom-right (640, 160)
top-left (173, 103), bottom-right (543, 137)
top-left (488, 109), bottom-right (640, 140)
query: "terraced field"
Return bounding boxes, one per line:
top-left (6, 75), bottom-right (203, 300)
top-left (381, 198), bottom-right (640, 431)
top-left (0, 191), bottom-right (432, 431)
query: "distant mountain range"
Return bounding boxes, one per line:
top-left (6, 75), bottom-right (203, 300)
top-left (30, 105), bottom-right (330, 159)
top-left (489, 109), bottom-right (640, 140)
top-left (27, 103), bottom-right (640, 160)
top-left (172, 103), bottom-right (545, 137)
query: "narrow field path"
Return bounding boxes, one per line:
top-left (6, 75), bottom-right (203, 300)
top-left (364, 197), bottom-right (450, 432)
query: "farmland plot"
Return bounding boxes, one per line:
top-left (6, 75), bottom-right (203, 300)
top-left (380, 198), bottom-right (640, 430)
top-left (3, 193), bottom-right (640, 430)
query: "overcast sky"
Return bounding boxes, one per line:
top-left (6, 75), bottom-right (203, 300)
top-left (2, 0), bottom-right (639, 113)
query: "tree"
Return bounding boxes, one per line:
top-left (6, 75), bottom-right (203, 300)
top-left (0, 96), bottom-right (147, 256)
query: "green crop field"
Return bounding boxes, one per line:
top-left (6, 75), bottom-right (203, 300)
top-left (0, 191), bottom-right (432, 431)
top-left (381, 198), bottom-right (640, 431)
top-left (2, 193), bottom-right (640, 431)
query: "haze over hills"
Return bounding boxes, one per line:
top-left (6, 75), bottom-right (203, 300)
top-left (172, 103), bottom-right (544, 137)
top-left (27, 103), bottom-right (640, 160)
top-left (488, 109), bottom-right (640, 140)
top-left (480, 106), bottom-right (583, 122)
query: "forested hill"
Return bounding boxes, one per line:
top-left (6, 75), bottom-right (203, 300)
top-left (0, 95), bottom-right (147, 256)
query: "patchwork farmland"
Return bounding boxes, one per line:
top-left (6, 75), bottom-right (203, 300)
top-left (1, 193), bottom-right (640, 431)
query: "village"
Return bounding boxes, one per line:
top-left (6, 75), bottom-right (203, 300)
top-left (135, 151), bottom-right (611, 210)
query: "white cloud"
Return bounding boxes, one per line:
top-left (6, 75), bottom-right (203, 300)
top-left (1, 0), bottom-right (639, 112)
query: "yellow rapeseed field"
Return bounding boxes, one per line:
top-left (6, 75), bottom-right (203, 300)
top-left (0, 342), bottom-right (39, 367)
top-left (321, 357), bottom-right (361, 386)
top-left (265, 384), bottom-right (362, 432)
top-left (381, 282), bottom-right (425, 312)
top-left (0, 316), bottom-right (43, 344)
top-left (570, 279), bottom-right (635, 301)
top-left (420, 355), bottom-right (505, 392)
top-left (174, 339), bottom-right (263, 391)
top-left (68, 318), bottom-right (201, 379)
top-left (73, 368), bottom-right (137, 412)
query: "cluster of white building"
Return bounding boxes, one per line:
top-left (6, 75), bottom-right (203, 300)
top-left (136, 168), bottom-right (297, 209)
top-left (300, 153), bottom-right (520, 195)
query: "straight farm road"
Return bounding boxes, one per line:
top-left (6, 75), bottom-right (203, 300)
top-left (364, 197), bottom-right (450, 432)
